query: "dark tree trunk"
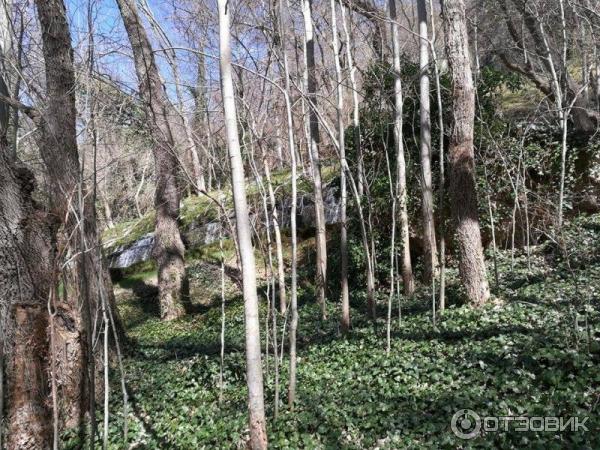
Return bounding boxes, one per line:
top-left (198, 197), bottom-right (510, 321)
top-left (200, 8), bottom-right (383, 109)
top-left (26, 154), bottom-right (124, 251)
top-left (33, 0), bottom-right (90, 431)
top-left (116, 0), bottom-right (187, 320)
top-left (0, 141), bottom-right (52, 449)
top-left (1, 13), bottom-right (52, 450)
top-left (442, 0), bottom-right (491, 306)
top-left (34, 0), bottom-right (125, 432)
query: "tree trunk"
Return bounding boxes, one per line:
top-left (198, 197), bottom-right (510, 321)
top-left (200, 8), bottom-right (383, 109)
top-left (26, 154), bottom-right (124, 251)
top-left (442, 0), bottom-right (490, 306)
top-left (116, 0), bottom-right (186, 320)
top-left (331, 0), bottom-right (350, 332)
top-left (340, 3), bottom-right (365, 198)
top-left (1, 0), bottom-right (24, 159)
top-left (34, 0), bottom-right (103, 434)
top-left (192, 47), bottom-right (208, 191)
top-left (262, 157), bottom-right (287, 315)
top-left (1, 59), bottom-right (51, 448)
top-left (217, 0), bottom-right (268, 447)
top-left (389, 0), bottom-right (415, 296)
top-left (417, 0), bottom-right (438, 283)
top-left (1, 136), bottom-right (52, 450)
top-left (301, 0), bottom-right (328, 320)
top-left (274, 0), bottom-right (300, 409)
top-left (339, 0), bottom-right (387, 60)
top-left (428, 0), bottom-right (446, 310)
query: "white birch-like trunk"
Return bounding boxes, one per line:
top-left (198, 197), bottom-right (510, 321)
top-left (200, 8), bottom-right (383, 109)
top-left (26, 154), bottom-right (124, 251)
top-left (557, 0), bottom-right (568, 228)
top-left (417, 0), bottom-right (438, 283)
top-left (340, 4), bottom-right (364, 198)
top-left (389, 0), bottom-right (415, 295)
top-left (276, 0), bottom-right (300, 409)
top-left (217, 0), bottom-right (267, 446)
top-left (301, 0), bottom-right (328, 320)
top-left (340, 2), bottom-right (376, 320)
top-left (429, 0), bottom-right (446, 310)
top-left (262, 156), bottom-right (287, 314)
top-left (331, 0), bottom-right (349, 332)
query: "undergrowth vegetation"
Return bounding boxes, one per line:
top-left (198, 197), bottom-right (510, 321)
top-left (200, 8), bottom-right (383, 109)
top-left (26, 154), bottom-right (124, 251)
top-left (81, 215), bottom-right (600, 449)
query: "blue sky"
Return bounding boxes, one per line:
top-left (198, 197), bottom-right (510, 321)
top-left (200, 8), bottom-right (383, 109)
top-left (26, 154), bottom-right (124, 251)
top-left (62, 0), bottom-right (213, 108)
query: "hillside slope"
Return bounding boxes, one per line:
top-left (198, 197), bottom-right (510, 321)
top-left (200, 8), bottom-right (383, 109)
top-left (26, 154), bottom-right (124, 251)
top-left (77, 214), bottom-right (600, 449)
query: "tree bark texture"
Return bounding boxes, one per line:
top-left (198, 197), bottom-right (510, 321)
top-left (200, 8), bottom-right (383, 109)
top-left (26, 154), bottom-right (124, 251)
top-left (217, 0), bottom-right (268, 447)
top-left (116, 0), bottom-right (187, 320)
top-left (442, 0), bottom-right (490, 306)
top-left (417, 0), bottom-right (438, 283)
top-left (1, 142), bottom-right (52, 450)
top-left (389, 0), bottom-right (415, 296)
top-left (302, 0), bottom-right (328, 319)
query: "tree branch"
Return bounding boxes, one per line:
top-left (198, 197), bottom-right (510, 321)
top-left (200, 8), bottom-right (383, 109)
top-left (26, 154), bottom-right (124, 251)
top-left (0, 94), bottom-right (40, 122)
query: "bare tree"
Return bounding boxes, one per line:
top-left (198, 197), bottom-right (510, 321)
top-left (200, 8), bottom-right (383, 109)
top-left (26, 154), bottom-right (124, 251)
top-left (1, 63), bottom-right (52, 449)
top-left (116, 0), bottom-right (187, 320)
top-left (417, 0), bottom-right (438, 282)
top-left (428, 0), bottom-right (447, 310)
top-left (137, 0), bottom-right (206, 196)
top-left (442, 0), bottom-right (490, 306)
top-left (340, 3), bottom-right (365, 197)
top-left (0, 1), bottom-right (125, 440)
top-left (273, 0), bottom-right (300, 409)
top-left (330, 0), bottom-right (349, 332)
top-left (389, 0), bottom-right (415, 296)
top-left (262, 153), bottom-right (287, 315)
top-left (340, 2), bottom-right (376, 325)
top-left (34, 0), bottom-right (114, 434)
top-left (217, 0), bottom-right (268, 446)
top-left (302, 0), bottom-right (328, 320)
top-left (192, 47), bottom-right (209, 192)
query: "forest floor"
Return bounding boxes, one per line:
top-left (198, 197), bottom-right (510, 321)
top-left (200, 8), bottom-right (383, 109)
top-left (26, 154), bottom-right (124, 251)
top-left (92, 214), bottom-right (600, 449)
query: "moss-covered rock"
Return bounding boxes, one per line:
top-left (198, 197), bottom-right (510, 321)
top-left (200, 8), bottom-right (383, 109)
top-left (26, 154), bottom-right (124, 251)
top-left (103, 165), bottom-right (341, 268)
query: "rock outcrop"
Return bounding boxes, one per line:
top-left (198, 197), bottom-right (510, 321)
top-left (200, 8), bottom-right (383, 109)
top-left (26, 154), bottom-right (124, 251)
top-left (108, 185), bottom-right (341, 269)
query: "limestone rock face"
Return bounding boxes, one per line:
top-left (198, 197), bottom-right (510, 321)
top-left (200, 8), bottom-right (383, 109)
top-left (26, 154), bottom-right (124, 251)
top-left (109, 233), bottom-right (154, 269)
top-left (108, 185), bottom-right (342, 269)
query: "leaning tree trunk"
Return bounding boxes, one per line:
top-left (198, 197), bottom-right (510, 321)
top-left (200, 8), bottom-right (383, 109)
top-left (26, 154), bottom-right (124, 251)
top-left (262, 156), bottom-right (287, 315)
top-left (389, 0), bottom-right (415, 296)
top-left (417, 0), bottom-right (438, 283)
top-left (442, 0), bottom-right (490, 306)
top-left (116, 0), bottom-right (187, 320)
top-left (301, 0), bottom-right (328, 320)
top-left (217, 0), bottom-right (268, 447)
